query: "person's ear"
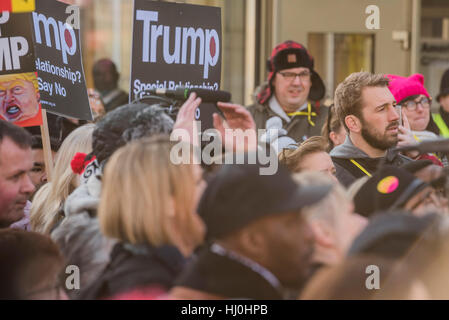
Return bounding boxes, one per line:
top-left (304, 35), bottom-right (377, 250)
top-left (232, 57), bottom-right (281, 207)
top-left (345, 115), bottom-right (361, 133)
top-left (309, 220), bottom-right (335, 249)
top-left (329, 131), bottom-right (338, 145)
top-left (238, 227), bottom-right (265, 257)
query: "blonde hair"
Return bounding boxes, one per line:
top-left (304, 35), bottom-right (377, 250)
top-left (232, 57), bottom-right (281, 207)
top-left (279, 136), bottom-right (328, 172)
top-left (99, 135), bottom-right (205, 256)
top-left (293, 171), bottom-right (350, 224)
top-left (30, 124), bottom-right (95, 234)
top-left (0, 72), bottom-right (39, 92)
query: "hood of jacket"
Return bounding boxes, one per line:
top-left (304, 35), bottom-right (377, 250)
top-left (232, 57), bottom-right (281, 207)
top-left (330, 136), bottom-right (410, 163)
top-left (64, 174), bottom-right (102, 218)
top-left (330, 136), bottom-right (371, 159)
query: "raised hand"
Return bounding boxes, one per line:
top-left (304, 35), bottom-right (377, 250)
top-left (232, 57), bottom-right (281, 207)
top-left (397, 111), bottom-right (420, 159)
top-left (213, 102), bottom-right (257, 152)
top-left (172, 92), bottom-right (202, 147)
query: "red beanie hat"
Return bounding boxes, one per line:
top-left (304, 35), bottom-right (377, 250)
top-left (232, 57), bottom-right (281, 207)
top-left (387, 74), bottom-right (430, 104)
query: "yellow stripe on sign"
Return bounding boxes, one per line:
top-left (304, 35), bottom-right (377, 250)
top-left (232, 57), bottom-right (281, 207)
top-left (11, 0), bottom-right (35, 12)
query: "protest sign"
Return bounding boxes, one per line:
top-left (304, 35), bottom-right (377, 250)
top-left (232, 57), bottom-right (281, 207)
top-left (0, 0), bottom-right (35, 13)
top-left (0, 11), bottom-right (42, 127)
top-left (33, 0), bottom-right (92, 120)
top-left (131, 0), bottom-right (222, 129)
top-left (131, 0), bottom-right (222, 99)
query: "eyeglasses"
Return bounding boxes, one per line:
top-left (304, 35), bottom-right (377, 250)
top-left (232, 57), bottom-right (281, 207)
top-left (398, 97), bottom-right (432, 111)
top-left (278, 70), bottom-right (311, 82)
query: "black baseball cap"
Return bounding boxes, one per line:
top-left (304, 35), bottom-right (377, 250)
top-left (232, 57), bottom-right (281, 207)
top-left (354, 165), bottom-right (428, 218)
top-left (348, 211), bottom-right (441, 259)
top-left (198, 162), bottom-right (332, 240)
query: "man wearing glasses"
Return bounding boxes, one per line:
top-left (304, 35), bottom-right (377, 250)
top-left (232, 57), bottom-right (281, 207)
top-left (247, 41), bottom-right (327, 145)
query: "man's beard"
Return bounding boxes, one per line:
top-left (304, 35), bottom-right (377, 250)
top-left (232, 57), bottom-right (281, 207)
top-left (360, 118), bottom-right (399, 151)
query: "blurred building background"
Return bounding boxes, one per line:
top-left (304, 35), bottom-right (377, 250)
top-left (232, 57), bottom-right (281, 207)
top-left (63, 0), bottom-right (449, 108)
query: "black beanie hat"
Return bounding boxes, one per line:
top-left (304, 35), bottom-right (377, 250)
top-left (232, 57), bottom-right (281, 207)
top-left (354, 165), bottom-right (428, 218)
top-left (257, 40), bottom-right (325, 104)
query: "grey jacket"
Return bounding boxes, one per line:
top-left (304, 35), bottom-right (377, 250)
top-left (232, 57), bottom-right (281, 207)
top-left (330, 136), bottom-right (412, 187)
top-left (51, 175), bottom-right (115, 299)
top-left (246, 84), bottom-right (328, 143)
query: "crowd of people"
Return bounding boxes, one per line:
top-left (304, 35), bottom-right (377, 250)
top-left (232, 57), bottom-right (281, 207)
top-left (3, 40), bottom-right (449, 300)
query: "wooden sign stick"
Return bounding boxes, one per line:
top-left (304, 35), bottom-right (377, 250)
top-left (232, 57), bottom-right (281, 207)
top-left (39, 109), bottom-right (54, 182)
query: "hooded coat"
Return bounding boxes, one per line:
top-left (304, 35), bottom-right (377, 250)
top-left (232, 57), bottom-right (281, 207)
top-left (51, 172), bottom-right (116, 299)
top-left (79, 242), bottom-right (186, 300)
top-left (330, 136), bottom-right (412, 187)
top-left (247, 84), bottom-right (328, 144)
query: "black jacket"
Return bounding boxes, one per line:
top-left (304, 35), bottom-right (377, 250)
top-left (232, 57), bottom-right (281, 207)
top-left (427, 107), bottom-right (449, 136)
top-left (79, 242), bottom-right (186, 300)
top-left (174, 244), bottom-right (285, 300)
top-left (330, 136), bottom-right (412, 188)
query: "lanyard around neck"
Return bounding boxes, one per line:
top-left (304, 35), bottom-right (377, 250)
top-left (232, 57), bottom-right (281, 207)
top-left (350, 159), bottom-right (372, 177)
top-left (286, 102), bottom-right (316, 126)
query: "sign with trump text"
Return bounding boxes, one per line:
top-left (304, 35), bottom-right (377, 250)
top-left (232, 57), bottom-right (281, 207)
top-left (130, 0), bottom-right (222, 101)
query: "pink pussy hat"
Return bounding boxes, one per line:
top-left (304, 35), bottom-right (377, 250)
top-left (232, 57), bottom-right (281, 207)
top-left (386, 73), bottom-right (430, 104)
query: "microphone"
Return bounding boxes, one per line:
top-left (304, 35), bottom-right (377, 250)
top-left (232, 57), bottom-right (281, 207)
top-left (395, 138), bottom-right (449, 154)
top-left (148, 87), bottom-right (231, 103)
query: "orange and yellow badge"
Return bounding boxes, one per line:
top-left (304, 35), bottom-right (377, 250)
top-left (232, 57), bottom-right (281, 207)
top-left (377, 176), bottom-right (399, 194)
top-left (0, 0), bottom-right (35, 13)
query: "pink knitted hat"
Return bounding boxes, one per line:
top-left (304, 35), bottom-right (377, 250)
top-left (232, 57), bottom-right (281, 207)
top-left (386, 74), bottom-right (430, 103)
